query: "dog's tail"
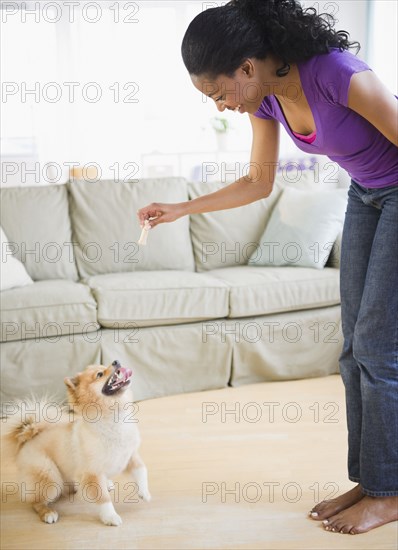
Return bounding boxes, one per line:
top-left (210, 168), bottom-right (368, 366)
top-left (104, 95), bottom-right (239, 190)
top-left (1, 395), bottom-right (67, 452)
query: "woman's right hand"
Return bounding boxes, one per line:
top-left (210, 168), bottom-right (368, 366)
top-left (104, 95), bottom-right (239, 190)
top-left (137, 202), bottom-right (186, 229)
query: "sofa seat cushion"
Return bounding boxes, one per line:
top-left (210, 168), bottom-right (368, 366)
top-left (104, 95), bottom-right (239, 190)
top-left (1, 280), bottom-right (98, 343)
top-left (84, 271), bottom-right (230, 328)
top-left (207, 266), bottom-right (340, 318)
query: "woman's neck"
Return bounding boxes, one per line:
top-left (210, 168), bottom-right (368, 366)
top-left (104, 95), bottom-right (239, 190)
top-left (257, 56), bottom-right (302, 102)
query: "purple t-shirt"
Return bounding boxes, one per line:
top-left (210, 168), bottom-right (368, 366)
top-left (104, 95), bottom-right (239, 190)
top-left (254, 48), bottom-right (398, 188)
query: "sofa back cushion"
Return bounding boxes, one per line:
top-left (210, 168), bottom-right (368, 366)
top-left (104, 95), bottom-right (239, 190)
top-left (188, 181), bottom-right (282, 271)
top-left (188, 168), bottom-right (345, 272)
top-left (0, 185), bottom-right (79, 281)
top-left (67, 177), bottom-right (195, 277)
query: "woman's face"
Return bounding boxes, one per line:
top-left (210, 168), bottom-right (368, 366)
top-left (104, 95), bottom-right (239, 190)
top-left (191, 57), bottom-right (285, 115)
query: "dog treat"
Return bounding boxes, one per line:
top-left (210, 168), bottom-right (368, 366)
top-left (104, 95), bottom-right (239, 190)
top-left (138, 220), bottom-right (151, 246)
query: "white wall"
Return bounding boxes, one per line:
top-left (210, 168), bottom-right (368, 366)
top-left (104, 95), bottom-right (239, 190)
top-left (0, 0), bottom-right (393, 188)
top-left (367, 0), bottom-right (398, 95)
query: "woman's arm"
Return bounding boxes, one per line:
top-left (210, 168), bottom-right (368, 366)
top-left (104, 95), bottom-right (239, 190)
top-left (137, 117), bottom-right (280, 228)
top-left (348, 70), bottom-right (398, 147)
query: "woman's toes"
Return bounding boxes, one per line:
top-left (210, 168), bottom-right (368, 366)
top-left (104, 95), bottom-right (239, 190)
top-left (309, 504), bottom-right (322, 515)
top-left (309, 504), bottom-right (329, 519)
top-left (322, 516), bottom-right (338, 531)
top-left (323, 515), bottom-right (355, 535)
top-left (333, 520), bottom-right (345, 532)
top-left (340, 524), bottom-right (353, 534)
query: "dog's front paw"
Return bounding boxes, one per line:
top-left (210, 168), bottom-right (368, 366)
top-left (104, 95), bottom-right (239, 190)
top-left (43, 510), bottom-right (59, 524)
top-left (100, 511), bottom-right (122, 526)
top-left (138, 489), bottom-right (152, 502)
top-left (107, 480), bottom-right (115, 492)
top-left (99, 502), bottom-right (122, 526)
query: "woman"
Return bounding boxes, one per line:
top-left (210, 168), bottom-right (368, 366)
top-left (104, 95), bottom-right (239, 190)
top-left (137, 0), bottom-right (398, 535)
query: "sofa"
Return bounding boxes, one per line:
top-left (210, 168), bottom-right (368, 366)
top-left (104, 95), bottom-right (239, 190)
top-left (0, 170), bottom-right (348, 404)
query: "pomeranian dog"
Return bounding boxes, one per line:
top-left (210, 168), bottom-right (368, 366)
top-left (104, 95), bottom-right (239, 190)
top-left (3, 360), bottom-right (151, 526)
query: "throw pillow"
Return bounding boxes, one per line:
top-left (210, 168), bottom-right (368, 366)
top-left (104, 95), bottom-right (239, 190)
top-left (0, 227), bottom-right (34, 291)
top-left (248, 187), bottom-right (348, 269)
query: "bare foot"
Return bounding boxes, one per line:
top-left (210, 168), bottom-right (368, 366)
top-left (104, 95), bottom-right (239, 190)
top-left (323, 495), bottom-right (398, 534)
top-left (309, 484), bottom-right (364, 520)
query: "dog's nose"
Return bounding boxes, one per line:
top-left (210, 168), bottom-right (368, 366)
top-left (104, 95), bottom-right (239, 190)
top-left (112, 360), bottom-right (121, 368)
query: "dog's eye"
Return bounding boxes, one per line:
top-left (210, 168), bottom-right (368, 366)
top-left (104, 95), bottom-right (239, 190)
top-left (96, 372), bottom-right (104, 379)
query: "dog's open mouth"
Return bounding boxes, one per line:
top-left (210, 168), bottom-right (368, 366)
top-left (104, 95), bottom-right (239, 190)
top-left (102, 366), bottom-right (132, 395)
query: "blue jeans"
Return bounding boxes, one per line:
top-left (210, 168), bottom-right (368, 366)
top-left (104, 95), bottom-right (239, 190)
top-left (339, 179), bottom-right (398, 497)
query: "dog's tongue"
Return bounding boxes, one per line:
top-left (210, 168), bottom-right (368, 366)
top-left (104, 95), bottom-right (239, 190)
top-left (115, 367), bottom-right (132, 383)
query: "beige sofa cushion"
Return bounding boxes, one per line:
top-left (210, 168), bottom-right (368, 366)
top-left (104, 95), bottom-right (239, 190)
top-left (188, 181), bottom-right (282, 272)
top-left (207, 265), bottom-right (340, 318)
top-left (228, 305), bottom-right (342, 386)
top-left (1, 280), bottom-right (98, 343)
top-left (101, 321), bottom-right (232, 401)
top-left (0, 335), bottom-right (101, 403)
top-left (67, 178), bottom-right (195, 277)
top-left (84, 271), bottom-right (229, 328)
top-left (0, 185), bottom-right (79, 281)
top-left (188, 170), bottom-right (344, 272)
top-left (326, 231), bottom-right (342, 269)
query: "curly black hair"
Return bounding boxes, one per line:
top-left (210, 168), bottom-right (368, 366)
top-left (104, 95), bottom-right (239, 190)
top-left (181, 0), bottom-right (361, 78)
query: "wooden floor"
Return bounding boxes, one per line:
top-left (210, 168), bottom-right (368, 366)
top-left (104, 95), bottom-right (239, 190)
top-left (1, 374), bottom-right (397, 550)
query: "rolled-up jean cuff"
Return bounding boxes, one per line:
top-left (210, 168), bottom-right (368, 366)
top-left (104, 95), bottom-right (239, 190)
top-left (362, 488), bottom-right (398, 497)
top-left (349, 476), bottom-right (361, 483)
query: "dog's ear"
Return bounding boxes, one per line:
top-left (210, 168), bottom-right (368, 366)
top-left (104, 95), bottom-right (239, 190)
top-left (64, 375), bottom-right (79, 391)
